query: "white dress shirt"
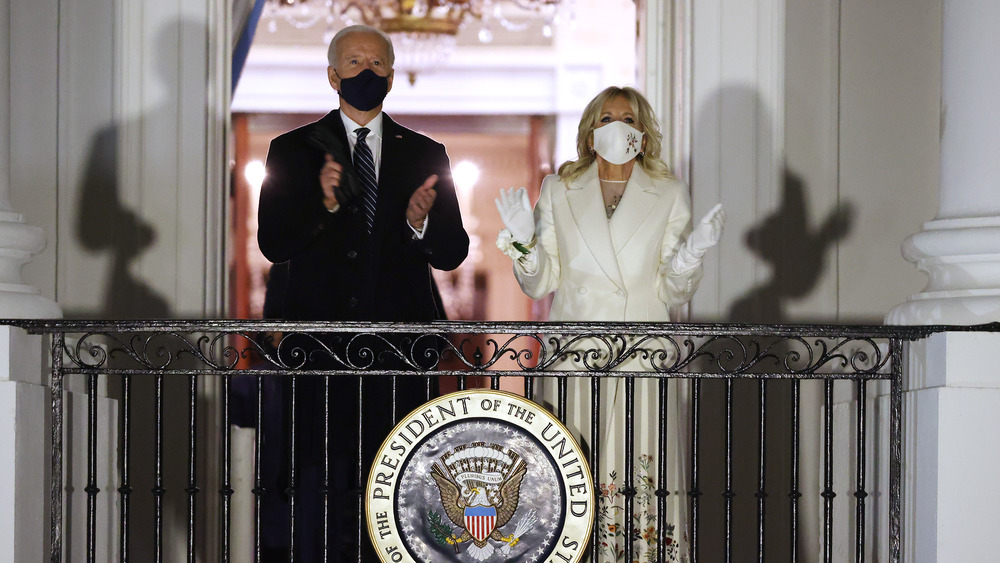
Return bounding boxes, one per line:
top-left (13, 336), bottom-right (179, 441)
top-left (339, 111), bottom-right (427, 238)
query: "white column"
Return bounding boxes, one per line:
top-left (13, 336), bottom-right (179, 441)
top-left (888, 4), bottom-right (1000, 560)
top-left (1, 1), bottom-right (62, 560)
top-left (887, 0), bottom-right (1000, 325)
top-left (903, 332), bottom-right (1000, 561)
top-left (0, 327), bottom-right (49, 561)
top-left (0, 0), bottom-right (60, 319)
top-left (889, 5), bottom-right (1000, 560)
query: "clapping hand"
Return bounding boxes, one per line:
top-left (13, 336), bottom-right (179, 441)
top-left (407, 175), bottom-right (438, 230)
top-left (310, 125), bottom-right (359, 208)
top-left (318, 154), bottom-right (344, 210)
top-left (495, 187), bottom-right (535, 244)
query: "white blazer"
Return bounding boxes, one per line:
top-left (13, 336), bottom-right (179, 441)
top-left (514, 163), bottom-right (703, 322)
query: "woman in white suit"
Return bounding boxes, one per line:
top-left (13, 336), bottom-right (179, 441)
top-left (496, 86), bottom-right (723, 562)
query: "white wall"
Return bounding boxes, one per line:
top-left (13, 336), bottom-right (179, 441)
top-left (682, 0), bottom-right (941, 325)
top-left (835, 2), bottom-right (942, 321)
top-left (10, 0), bottom-right (228, 319)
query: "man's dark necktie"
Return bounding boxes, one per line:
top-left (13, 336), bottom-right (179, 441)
top-left (353, 127), bottom-right (378, 233)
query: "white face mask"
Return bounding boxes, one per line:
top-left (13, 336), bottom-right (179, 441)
top-left (592, 121), bottom-right (644, 165)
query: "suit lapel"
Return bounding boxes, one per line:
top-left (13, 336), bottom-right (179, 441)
top-left (566, 165), bottom-right (624, 289)
top-left (323, 110), bottom-right (350, 142)
top-left (371, 114), bottom-right (407, 245)
top-left (608, 166), bottom-right (660, 252)
top-left (378, 113), bottom-right (401, 181)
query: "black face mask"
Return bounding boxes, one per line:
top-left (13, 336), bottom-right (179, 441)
top-left (336, 68), bottom-right (390, 112)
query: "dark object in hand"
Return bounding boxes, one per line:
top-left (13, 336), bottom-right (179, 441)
top-left (308, 125), bottom-right (361, 207)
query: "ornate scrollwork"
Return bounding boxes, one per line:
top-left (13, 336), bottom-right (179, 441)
top-left (49, 323), bottom-right (894, 378)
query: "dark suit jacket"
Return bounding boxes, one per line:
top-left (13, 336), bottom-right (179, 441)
top-left (257, 110), bottom-right (469, 322)
top-left (256, 110), bottom-right (469, 561)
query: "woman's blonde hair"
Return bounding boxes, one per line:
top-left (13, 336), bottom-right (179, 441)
top-left (557, 86), bottom-right (673, 182)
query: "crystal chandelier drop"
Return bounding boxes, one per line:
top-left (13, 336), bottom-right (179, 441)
top-left (262, 0), bottom-right (564, 84)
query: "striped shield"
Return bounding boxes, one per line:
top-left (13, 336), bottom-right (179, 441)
top-left (464, 505), bottom-right (498, 542)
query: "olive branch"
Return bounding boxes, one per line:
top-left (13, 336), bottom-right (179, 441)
top-left (427, 509), bottom-right (454, 546)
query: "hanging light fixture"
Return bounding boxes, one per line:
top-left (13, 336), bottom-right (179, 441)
top-left (262, 0), bottom-right (565, 84)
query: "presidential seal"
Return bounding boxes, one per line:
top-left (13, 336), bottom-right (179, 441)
top-left (366, 390), bottom-right (594, 563)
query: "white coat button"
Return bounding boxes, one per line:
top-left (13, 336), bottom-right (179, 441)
top-left (578, 287), bottom-right (588, 294)
top-left (616, 289), bottom-right (625, 297)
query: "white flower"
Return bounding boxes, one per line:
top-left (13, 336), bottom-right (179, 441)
top-left (496, 229), bottom-right (526, 260)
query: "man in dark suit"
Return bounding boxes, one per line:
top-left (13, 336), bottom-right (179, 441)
top-left (257, 24), bottom-right (469, 561)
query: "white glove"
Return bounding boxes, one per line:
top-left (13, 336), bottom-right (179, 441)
top-left (495, 187), bottom-right (535, 244)
top-left (689, 203), bottom-right (725, 254)
top-left (672, 203), bottom-right (725, 272)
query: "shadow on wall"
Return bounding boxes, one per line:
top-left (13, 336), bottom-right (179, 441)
top-left (73, 69), bottom-right (171, 320)
top-left (691, 85), bottom-right (855, 561)
top-left (729, 170), bottom-right (854, 323)
top-left (66, 17), bottom-right (216, 562)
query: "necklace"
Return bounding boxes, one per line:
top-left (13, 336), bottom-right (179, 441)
top-left (600, 178), bottom-right (627, 218)
top-left (604, 195), bottom-right (622, 219)
top-left (604, 192), bottom-right (623, 218)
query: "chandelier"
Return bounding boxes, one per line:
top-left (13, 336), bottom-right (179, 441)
top-left (263, 0), bottom-right (564, 84)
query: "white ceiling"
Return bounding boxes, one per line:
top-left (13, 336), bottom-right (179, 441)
top-left (232, 0), bottom-right (638, 163)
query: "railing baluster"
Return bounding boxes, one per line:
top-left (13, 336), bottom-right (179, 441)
top-left (119, 373), bottom-right (132, 563)
top-left (823, 379), bottom-right (835, 562)
top-left (323, 375), bottom-right (330, 563)
top-left (220, 374), bottom-right (232, 563)
top-left (392, 372), bottom-right (398, 426)
top-left (590, 375), bottom-right (600, 561)
top-left (427, 370), bottom-right (435, 402)
top-left (889, 338), bottom-right (903, 563)
top-left (86, 372), bottom-right (98, 563)
top-left (187, 373), bottom-right (198, 563)
top-left (557, 375), bottom-right (567, 425)
top-left (789, 379), bottom-right (800, 563)
top-left (690, 378), bottom-right (702, 563)
top-left (756, 378), bottom-right (767, 563)
top-left (356, 375), bottom-right (364, 563)
top-left (623, 375), bottom-right (635, 563)
top-left (252, 375), bottom-right (264, 563)
top-left (724, 378), bottom-right (734, 563)
top-left (153, 373), bottom-right (165, 563)
top-left (288, 376), bottom-right (297, 562)
top-left (855, 378), bottom-right (868, 562)
top-left (656, 377), bottom-right (669, 563)
top-left (50, 332), bottom-right (65, 563)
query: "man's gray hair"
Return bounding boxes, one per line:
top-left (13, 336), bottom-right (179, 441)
top-left (327, 25), bottom-right (395, 69)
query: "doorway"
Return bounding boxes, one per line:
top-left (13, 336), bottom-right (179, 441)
top-left (228, 0), bottom-right (639, 326)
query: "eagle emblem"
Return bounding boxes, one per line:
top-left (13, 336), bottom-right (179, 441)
top-left (429, 443), bottom-right (535, 561)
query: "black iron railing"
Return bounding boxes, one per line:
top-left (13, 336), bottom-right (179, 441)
top-left (12, 319), bottom-right (993, 563)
